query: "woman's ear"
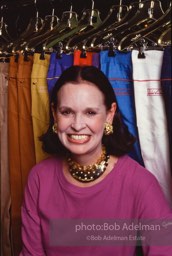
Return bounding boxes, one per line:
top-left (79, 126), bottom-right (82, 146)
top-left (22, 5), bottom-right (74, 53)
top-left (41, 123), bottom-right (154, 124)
top-left (106, 102), bottom-right (117, 124)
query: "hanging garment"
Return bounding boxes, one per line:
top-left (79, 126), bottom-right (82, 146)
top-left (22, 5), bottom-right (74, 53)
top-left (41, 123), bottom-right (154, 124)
top-left (161, 46), bottom-right (172, 174)
top-left (47, 52), bottom-right (74, 98)
top-left (8, 55), bottom-right (22, 256)
top-left (100, 50), bottom-right (144, 166)
top-left (17, 54), bottom-right (36, 188)
top-left (73, 49), bottom-right (93, 66)
top-left (92, 52), bottom-right (100, 69)
top-left (132, 49), bottom-right (172, 205)
top-left (0, 62), bottom-right (11, 256)
top-left (7, 53), bottom-right (37, 255)
top-left (31, 53), bottom-right (51, 163)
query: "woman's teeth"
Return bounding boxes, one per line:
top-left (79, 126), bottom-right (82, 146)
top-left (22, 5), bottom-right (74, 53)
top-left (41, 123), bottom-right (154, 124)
top-left (69, 135), bottom-right (89, 140)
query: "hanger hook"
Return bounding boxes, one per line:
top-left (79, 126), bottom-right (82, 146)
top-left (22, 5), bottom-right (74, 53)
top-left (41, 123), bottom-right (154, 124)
top-left (139, 0), bottom-right (143, 9)
top-left (33, 0), bottom-right (38, 12)
top-left (91, 0), bottom-right (94, 10)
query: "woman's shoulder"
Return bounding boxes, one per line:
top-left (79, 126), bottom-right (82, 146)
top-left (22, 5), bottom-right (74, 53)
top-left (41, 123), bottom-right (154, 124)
top-left (118, 155), bottom-right (161, 188)
top-left (27, 156), bottom-right (62, 182)
top-left (121, 156), bottom-right (172, 215)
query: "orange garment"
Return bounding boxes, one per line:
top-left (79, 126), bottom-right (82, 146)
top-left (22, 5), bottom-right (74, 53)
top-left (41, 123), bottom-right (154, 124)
top-left (8, 55), bottom-right (22, 256)
top-left (8, 53), bottom-right (36, 256)
top-left (17, 54), bottom-right (36, 188)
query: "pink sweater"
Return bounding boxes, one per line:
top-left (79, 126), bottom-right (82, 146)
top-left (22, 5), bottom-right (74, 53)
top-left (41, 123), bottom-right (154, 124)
top-left (20, 155), bottom-right (172, 256)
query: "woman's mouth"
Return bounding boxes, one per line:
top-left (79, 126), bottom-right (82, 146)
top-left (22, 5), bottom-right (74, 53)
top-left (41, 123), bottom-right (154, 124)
top-left (67, 134), bottom-right (90, 144)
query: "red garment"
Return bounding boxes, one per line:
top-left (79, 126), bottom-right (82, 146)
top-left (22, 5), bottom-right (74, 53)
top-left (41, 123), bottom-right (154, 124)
top-left (73, 49), bottom-right (93, 66)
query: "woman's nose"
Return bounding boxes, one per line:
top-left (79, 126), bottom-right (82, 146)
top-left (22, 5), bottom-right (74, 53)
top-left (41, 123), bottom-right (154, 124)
top-left (71, 115), bottom-right (86, 131)
top-left (71, 123), bottom-right (86, 131)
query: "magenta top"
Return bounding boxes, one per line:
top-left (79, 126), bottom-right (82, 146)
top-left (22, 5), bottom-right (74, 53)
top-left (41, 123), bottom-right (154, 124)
top-left (20, 155), bottom-right (172, 256)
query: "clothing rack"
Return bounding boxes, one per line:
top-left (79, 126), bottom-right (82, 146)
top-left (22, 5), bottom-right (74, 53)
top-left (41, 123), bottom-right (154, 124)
top-left (0, 0), bottom-right (171, 56)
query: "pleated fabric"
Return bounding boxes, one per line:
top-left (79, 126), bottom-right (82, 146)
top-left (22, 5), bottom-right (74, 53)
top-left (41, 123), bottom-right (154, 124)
top-left (132, 50), bottom-right (172, 205)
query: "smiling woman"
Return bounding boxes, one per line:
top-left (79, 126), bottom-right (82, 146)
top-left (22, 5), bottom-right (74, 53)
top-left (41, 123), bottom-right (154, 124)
top-left (19, 66), bottom-right (172, 256)
top-left (41, 65), bottom-right (135, 158)
top-left (52, 81), bottom-right (116, 162)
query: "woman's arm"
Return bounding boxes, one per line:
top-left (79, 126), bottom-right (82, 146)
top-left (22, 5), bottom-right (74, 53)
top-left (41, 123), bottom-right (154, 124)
top-left (138, 175), bottom-right (172, 256)
top-left (19, 169), bottom-right (46, 256)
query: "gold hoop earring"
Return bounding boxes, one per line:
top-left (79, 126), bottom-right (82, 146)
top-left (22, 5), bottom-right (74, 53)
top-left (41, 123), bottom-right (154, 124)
top-left (52, 123), bottom-right (58, 134)
top-left (104, 122), bottom-right (113, 135)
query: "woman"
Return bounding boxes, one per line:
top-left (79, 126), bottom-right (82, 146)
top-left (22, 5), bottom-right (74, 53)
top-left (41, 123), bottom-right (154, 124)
top-left (20, 66), bottom-right (172, 255)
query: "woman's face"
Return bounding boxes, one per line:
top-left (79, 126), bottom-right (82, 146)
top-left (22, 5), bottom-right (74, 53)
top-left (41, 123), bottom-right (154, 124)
top-left (52, 81), bottom-right (116, 163)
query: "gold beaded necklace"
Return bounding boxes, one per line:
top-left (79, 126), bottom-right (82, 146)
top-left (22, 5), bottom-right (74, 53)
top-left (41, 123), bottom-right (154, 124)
top-left (67, 146), bottom-right (110, 182)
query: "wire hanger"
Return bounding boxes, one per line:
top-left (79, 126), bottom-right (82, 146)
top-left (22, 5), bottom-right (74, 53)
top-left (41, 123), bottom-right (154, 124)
top-left (24, 0), bottom-right (59, 52)
top-left (88, 0), bottom-right (165, 50)
top-left (68, 5), bottom-right (73, 28)
top-left (49, 0), bottom-right (56, 30)
top-left (82, 0), bottom-right (138, 50)
top-left (0, 4), bottom-right (13, 52)
top-left (78, 1), bottom-right (128, 51)
top-left (10, 0), bottom-right (44, 53)
top-left (64, 0), bottom-right (103, 51)
top-left (158, 22), bottom-right (171, 46)
top-left (44, 3), bottom-right (78, 49)
top-left (45, 0), bottom-right (102, 51)
top-left (118, 3), bottom-right (171, 51)
top-left (26, 1), bottom-right (78, 52)
top-left (89, 0), bottom-right (95, 26)
top-left (117, 0), bottom-right (123, 21)
top-left (33, 0), bottom-right (42, 32)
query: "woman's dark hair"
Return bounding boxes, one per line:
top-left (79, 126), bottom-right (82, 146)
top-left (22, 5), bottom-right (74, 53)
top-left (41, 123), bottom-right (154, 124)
top-left (40, 65), bottom-right (136, 157)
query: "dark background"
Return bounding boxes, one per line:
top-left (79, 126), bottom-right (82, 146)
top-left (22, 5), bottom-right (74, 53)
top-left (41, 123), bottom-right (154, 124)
top-left (0, 0), bottom-right (171, 40)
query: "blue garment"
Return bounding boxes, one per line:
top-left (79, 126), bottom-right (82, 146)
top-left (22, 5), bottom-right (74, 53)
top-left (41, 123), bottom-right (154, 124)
top-left (100, 50), bottom-right (144, 166)
top-left (161, 46), bottom-right (172, 174)
top-left (47, 52), bottom-right (74, 98)
top-left (92, 52), bottom-right (100, 69)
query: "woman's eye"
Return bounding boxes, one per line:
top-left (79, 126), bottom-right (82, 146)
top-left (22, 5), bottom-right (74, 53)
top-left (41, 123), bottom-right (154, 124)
top-left (61, 110), bottom-right (72, 115)
top-left (87, 111), bottom-right (96, 116)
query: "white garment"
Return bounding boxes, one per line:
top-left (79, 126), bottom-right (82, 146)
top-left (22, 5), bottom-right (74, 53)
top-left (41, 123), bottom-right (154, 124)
top-left (132, 50), bottom-right (172, 205)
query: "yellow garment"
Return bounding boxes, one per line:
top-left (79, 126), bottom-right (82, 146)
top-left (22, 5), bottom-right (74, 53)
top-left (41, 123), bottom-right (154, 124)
top-left (31, 53), bottom-right (51, 163)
